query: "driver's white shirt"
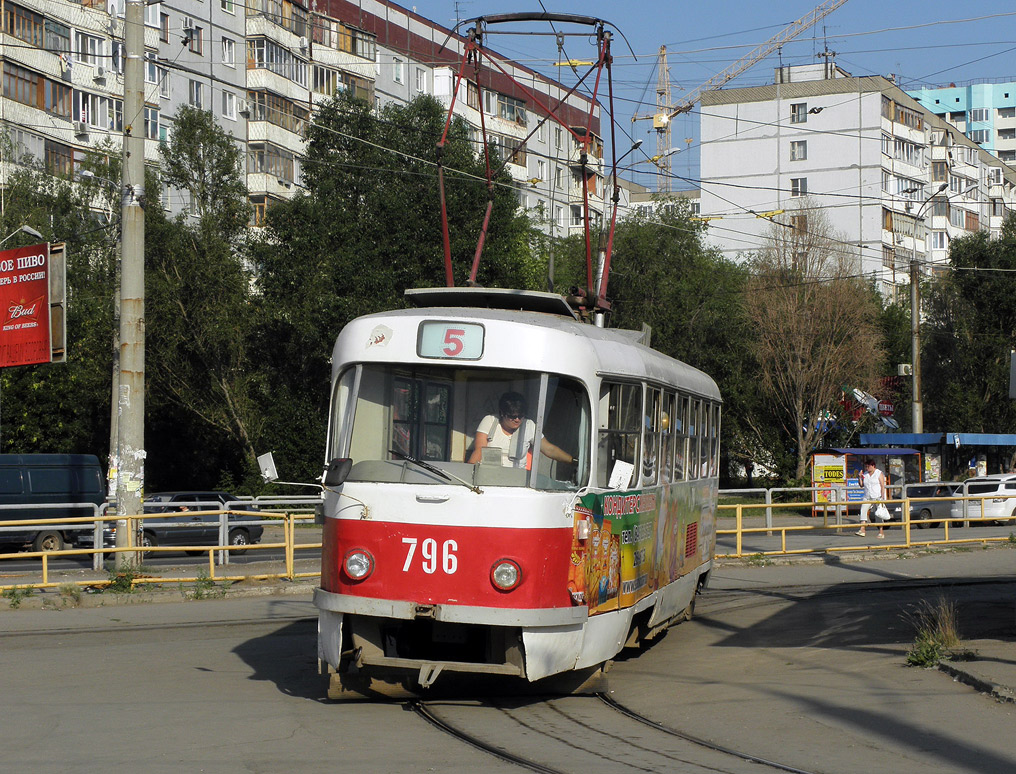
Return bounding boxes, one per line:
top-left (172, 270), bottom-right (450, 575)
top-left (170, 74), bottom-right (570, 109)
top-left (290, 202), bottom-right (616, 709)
top-left (477, 415), bottom-right (536, 468)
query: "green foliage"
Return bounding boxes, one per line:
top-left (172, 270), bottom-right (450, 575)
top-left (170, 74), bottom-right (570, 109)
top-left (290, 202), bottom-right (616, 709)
top-left (2, 585), bottom-right (34, 608)
top-left (251, 93), bottom-right (539, 481)
top-left (105, 563), bottom-right (146, 593)
top-left (923, 217), bottom-right (1016, 432)
top-left (905, 596), bottom-right (960, 667)
top-left (0, 143), bottom-right (120, 458)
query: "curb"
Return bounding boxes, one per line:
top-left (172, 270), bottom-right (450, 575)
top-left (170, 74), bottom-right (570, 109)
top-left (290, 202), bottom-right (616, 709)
top-left (938, 661), bottom-right (1016, 704)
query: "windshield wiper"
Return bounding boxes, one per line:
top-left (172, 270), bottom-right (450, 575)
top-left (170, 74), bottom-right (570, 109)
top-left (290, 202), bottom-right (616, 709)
top-left (389, 449), bottom-right (483, 494)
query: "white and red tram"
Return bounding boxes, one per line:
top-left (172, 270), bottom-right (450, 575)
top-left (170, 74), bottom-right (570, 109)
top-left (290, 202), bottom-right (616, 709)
top-left (315, 287), bottom-right (721, 695)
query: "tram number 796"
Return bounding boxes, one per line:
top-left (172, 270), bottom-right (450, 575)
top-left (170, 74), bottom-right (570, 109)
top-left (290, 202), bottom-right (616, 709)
top-left (402, 537), bottom-right (458, 574)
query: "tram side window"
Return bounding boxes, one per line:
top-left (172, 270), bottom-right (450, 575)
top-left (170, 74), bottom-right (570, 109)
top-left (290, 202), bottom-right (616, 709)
top-left (661, 391), bottom-right (676, 483)
top-left (642, 386), bottom-right (662, 487)
top-left (673, 394), bottom-right (688, 480)
top-left (597, 382), bottom-right (642, 489)
top-left (688, 399), bottom-right (701, 479)
top-left (710, 403), bottom-right (722, 476)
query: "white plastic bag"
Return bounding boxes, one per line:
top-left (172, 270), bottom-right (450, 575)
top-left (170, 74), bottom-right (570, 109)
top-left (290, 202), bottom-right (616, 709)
top-left (874, 503), bottom-right (891, 521)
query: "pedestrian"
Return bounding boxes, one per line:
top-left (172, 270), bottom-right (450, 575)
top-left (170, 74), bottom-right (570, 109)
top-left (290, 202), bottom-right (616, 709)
top-left (855, 457), bottom-right (887, 538)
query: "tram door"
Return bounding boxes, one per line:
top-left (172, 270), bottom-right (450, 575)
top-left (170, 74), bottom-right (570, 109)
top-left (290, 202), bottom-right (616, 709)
top-left (391, 375), bottom-right (452, 462)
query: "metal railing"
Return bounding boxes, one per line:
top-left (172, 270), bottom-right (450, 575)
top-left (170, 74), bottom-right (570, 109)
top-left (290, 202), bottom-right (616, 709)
top-left (0, 498), bottom-right (322, 591)
top-left (716, 491), bottom-right (1016, 559)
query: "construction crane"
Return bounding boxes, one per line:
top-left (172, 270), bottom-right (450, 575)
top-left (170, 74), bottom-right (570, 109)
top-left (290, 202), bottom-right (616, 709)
top-left (633, 0), bottom-right (849, 191)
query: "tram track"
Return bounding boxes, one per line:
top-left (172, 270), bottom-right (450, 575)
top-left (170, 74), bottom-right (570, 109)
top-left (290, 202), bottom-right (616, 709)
top-left (411, 693), bottom-right (823, 774)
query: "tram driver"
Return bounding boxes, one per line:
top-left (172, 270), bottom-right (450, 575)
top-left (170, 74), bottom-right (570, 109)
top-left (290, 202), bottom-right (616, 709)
top-left (468, 391), bottom-right (577, 470)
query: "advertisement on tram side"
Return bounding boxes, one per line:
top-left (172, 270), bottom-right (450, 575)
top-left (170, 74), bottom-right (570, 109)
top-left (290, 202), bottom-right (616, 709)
top-left (570, 483), bottom-right (710, 615)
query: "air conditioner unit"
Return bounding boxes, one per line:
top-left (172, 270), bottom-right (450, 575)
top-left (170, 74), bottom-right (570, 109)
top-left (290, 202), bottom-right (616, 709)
top-left (898, 363), bottom-right (913, 377)
top-left (182, 17), bottom-right (194, 30)
top-left (73, 121), bottom-right (89, 137)
top-left (94, 65), bottom-right (106, 80)
top-left (299, 36), bottom-right (308, 51)
top-left (237, 99), bottom-right (250, 117)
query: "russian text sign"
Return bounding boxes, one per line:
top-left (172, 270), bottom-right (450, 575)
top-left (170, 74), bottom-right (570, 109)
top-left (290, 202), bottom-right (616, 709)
top-left (0, 243), bottom-right (52, 367)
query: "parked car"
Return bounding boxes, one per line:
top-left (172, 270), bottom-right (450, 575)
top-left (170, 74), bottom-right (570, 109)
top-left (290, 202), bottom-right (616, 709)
top-left (0, 454), bottom-right (106, 553)
top-left (890, 482), bottom-right (961, 528)
top-left (137, 492), bottom-right (263, 554)
top-left (951, 475), bottom-right (1016, 525)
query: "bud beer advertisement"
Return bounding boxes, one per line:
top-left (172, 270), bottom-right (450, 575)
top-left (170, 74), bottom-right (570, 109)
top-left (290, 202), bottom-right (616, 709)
top-left (0, 243), bottom-right (52, 367)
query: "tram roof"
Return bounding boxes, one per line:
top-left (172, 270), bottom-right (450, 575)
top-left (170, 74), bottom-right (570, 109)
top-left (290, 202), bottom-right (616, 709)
top-left (337, 293), bottom-right (721, 401)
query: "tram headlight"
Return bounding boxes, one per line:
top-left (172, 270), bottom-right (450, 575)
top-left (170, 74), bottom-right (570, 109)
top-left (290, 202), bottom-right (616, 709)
top-left (343, 549), bottom-right (375, 581)
top-left (490, 559), bottom-right (521, 592)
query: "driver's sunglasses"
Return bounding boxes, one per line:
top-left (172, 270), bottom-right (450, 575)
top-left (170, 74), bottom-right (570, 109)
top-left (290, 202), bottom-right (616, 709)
top-left (502, 413), bottom-right (524, 420)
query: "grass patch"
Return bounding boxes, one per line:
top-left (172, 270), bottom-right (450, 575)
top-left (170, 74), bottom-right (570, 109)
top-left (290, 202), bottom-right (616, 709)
top-left (184, 570), bottom-right (232, 600)
top-left (59, 584), bottom-right (82, 606)
top-left (2, 585), bottom-right (34, 608)
top-left (105, 563), bottom-right (150, 593)
top-left (905, 596), bottom-right (961, 668)
top-left (745, 552), bottom-right (771, 567)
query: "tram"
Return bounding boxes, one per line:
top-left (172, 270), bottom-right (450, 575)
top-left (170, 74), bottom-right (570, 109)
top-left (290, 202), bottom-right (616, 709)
top-left (314, 287), bottom-right (721, 696)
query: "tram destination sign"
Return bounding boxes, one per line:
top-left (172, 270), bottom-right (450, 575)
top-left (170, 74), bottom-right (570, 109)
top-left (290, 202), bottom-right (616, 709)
top-left (0, 242), bottom-right (66, 368)
top-left (417, 321), bottom-right (484, 360)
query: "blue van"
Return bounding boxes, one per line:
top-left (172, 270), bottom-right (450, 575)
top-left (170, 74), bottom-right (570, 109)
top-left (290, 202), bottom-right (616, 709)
top-left (0, 454), bottom-right (106, 553)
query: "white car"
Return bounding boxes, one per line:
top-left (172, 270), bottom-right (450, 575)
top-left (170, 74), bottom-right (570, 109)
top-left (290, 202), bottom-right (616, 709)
top-left (952, 474), bottom-right (1016, 524)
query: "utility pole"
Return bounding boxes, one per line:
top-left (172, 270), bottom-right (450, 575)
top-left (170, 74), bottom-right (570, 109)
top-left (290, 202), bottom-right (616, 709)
top-left (910, 257), bottom-right (922, 434)
top-left (115, 0), bottom-right (146, 569)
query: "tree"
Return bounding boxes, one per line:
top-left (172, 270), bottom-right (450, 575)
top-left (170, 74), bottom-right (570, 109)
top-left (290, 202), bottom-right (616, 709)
top-left (922, 216), bottom-right (1016, 433)
top-left (744, 203), bottom-right (886, 479)
top-left (552, 198), bottom-right (774, 481)
top-left (0, 138), bottom-right (120, 458)
top-left (250, 92), bottom-right (540, 481)
top-left (145, 108), bottom-right (261, 487)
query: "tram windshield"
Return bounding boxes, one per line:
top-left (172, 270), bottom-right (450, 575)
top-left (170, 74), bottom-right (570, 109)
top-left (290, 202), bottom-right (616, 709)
top-left (330, 365), bottom-right (590, 490)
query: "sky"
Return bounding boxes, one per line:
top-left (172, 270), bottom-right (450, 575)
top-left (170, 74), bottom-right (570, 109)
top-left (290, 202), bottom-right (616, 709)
top-left (395, 1), bottom-right (1016, 187)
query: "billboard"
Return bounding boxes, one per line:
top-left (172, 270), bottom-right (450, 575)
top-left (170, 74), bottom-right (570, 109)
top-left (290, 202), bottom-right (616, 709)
top-left (0, 242), bottom-right (66, 367)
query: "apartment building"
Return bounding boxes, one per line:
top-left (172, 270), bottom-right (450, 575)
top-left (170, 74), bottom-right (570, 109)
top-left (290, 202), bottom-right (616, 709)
top-left (698, 63), bottom-right (1016, 296)
top-left (0, 0), bottom-right (600, 237)
top-left (909, 80), bottom-right (1016, 164)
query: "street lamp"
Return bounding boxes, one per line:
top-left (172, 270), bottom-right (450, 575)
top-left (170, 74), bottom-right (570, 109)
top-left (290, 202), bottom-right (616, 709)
top-left (0, 224), bottom-right (43, 248)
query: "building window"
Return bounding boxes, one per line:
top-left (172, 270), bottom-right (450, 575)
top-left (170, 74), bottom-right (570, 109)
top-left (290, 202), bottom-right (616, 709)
top-left (246, 38), bottom-right (308, 87)
top-left (931, 161), bottom-right (948, 182)
top-left (188, 79), bottom-right (203, 108)
top-left (554, 205), bottom-right (564, 227)
top-left (790, 103), bottom-right (807, 124)
top-left (931, 231), bottom-right (947, 250)
top-left (222, 91), bottom-right (236, 120)
top-left (144, 106), bottom-right (159, 140)
top-left (790, 177), bottom-right (807, 197)
top-left (145, 52), bottom-right (160, 85)
top-left (537, 121), bottom-right (546, 143)
top-left (248, 90), bottom-right (309, 134)
top-left (221, 0), bottom-right (235, 12)
top-left (160, 13), bottom-right (169, 42)
top-left (790, 140), bottom-right (807, 161)
top-left (970, 108), bottom-right (990, 123)
top-left (571, 205), bottom-right (583, 226)
top-left (536, 159), bottom-right (546, 184)
top-left (415, 68), bottom-right (426, 92)
top-left (44, 19), bottom-right (71, 54)
top-left (497, 93), bottom-right (527, 126)
top-left (222, 37), bottom-right (235, 67)
top-left (188, 25), bottom-right (203, 55)
top-left (144, 1), bottom-right (160, 27)
top-left (392, 57), bottom-right (404, 84)
top-left (248, 142), bottom-right (295, 183)
top-left (554, 127), bottom-right (563, 150)
top-left (970, 129), bottom-right (991, 144)
top-left (6, 4), bottom-right (44, 48)
top-left (44, 139), bottom-right (74, 176)
top-left (554, 166), bottom-right (563, 190)
top-left (75, 32), bottom-right (104, 66)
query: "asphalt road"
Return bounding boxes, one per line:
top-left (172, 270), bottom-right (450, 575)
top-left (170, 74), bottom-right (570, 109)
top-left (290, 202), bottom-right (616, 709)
top-left (2, 549), bottom-right (1014, 773)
